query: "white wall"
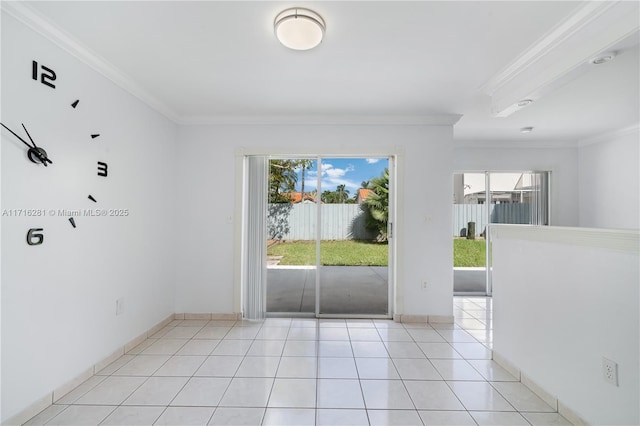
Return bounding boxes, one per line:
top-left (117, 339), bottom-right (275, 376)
top-left (578, 128), bottom-right (640, 230)
top-left (1, 14), bottom-right (177, 422)
top-left (453, 145), bottom-right (580, 226)
top-left (491, 225), bottom-right (639, 425)
top-left (175, 123), bottom-right (455, 317)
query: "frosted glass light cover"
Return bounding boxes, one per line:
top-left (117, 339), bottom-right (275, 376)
top-left (275, 8), bottom-right (325, 51)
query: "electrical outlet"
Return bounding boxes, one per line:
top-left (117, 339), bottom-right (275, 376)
top-left (422, 281), bottom-right (428, 290)
top-left (602, 357), bottom-right (618, 386)
top-left (116, 298), bottom-right (125, 316)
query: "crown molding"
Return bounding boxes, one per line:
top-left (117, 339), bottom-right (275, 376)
top-left (481, 2), bottom-right (617, 96)
top-left (2, 2), bottom-right (463, 129)
top-left (2, 2), bottom-right (462, 129)
top-left (482, 1), bottom-right (640, 117)
top-left (176, 114), bottom-right (463, 126)
top-left (577, 123), bottom-right (640, 147)
top-left (2, 1), bottom-right (181, 123)
top-left (453, 138), bottom-right (578, 149)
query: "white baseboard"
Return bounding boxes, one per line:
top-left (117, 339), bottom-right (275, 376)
top-left (394, 314), bottom-right (454, 324)
top-left (5, 314), bottom-right (174, 426)
top-left (558, 401), bottom-right (587, 425)
top-left (521, 373), bottom-right (558, 412)
top-left (173, 312), bottom-right (241, 320)
top-left (492, 352), bottom-right (521, 381)
top-left (493, 351), bottom-right (587, 425)
top-left (53, 367), bottom-right (93, 403)
top-left (3, 394), bottom-right (52, 426)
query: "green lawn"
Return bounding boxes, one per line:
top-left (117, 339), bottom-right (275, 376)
top-left (453, 238), bottom-right (486, 267)
top-left (267, 240), bottom-right (388, 266)
top-left (268, 238), bottom-right (487, 267)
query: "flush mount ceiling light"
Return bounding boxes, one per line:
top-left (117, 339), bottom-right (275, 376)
top-left (517, 99), bottom-right (534, 107)
top-left (590, 51), bottom-right (616, 65)
top-left (274, 8), bottom-right (325, 50)
top-left (520, 126), bottom-right (534, 133)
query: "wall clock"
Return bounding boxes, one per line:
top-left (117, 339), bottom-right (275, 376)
top-left (1, 59), bottom-right (112, 246)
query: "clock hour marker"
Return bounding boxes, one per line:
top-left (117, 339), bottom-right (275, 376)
top-left (97, 161), bottom-right (108, 177)
top-left (69, 217), bottom-right (76, 228)
top-left (91, 134), bottom-right (100, 139)
top-left (32, 60), bottom-right (56, 89)
top-left (27, 228), bottom-right (44, 246)
top-left (71, 100), bottom-right (79, 108)
top-left (88, 195), bottom-right (97, 202)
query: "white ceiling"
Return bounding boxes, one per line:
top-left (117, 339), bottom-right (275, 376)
top-left (15, 1), bottom-right (640, 143)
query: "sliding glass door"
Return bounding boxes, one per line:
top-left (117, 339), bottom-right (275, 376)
top-left (453, 171), bottom-right (550, 295)
top-left (317, 157), bottom-right (391, 316)
top-left (266, 158), bottom-right (318, 314)
top-left (486, 171), bottom-right (549, 294)
top-left (249, 155), bottom-right (394, 318)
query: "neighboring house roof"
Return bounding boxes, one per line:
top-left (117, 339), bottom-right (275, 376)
top-left (283, 192), bottom-right (317, 204)
top-left (356, 188), bottom-right (373, 204)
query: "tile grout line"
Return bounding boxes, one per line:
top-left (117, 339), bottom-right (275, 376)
top-left (262, 320), bottom-right (290, 421)
top-left (156, 323), bottom-right (210, 422)
top-left (25, 298), bottom-right (573, 426)
top-left (92, 324), bottom-right (204, 425)
top-left (210, 319), bottom-right (261, 423)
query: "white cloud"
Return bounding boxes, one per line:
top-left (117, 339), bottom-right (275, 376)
top-left (323, 163), bottom-right (355, 179)
top-left (366, 158), bottom-right (380, 164)
top-left (305, 163), bottom-right (358, 192)
top-left (299, 163), bottom-right (360, 193)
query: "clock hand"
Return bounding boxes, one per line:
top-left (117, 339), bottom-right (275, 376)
top-left (21, 123), bottom-right (52, 165)
top-left (1, 122), bottom-right (35, 150)
top-left (0, 122), bottom-right (51, 166)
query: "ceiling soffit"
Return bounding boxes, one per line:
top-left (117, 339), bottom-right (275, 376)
top-left (481, 1), bottom-right (639, 117)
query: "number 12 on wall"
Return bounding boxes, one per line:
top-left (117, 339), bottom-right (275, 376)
top-left (32, 60), bottom-right (56, 89)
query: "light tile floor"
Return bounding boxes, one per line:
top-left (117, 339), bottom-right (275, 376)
top-left (25, 297), bottom-right (572, 425)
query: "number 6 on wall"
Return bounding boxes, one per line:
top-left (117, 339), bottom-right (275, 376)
top-left (27, 228), bottom-right (44, 245)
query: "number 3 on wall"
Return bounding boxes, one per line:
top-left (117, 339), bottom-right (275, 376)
top-left (27, 228), bottom-right (44, 246)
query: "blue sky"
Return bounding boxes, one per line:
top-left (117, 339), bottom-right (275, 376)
top-left (294, 157), bottom-right (388, 194)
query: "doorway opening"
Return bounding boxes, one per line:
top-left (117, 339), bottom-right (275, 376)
top-left (246, 156), bottom-right (395, 318)
top-left (452, 171), bottom-right (550, 295)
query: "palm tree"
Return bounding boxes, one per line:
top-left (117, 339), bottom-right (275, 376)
top-left (297, 159), bottom-right (314, 201)
top-left (336, 184), bottom-right (350, 203)
top-left (269, 159), bottom-right (298, 203)
top-left (361, 180), bottom-right (370, 189)
top-left (363, 168), bottom-right (389, 240)
top-left (321, 190), bottom-right (337, 204)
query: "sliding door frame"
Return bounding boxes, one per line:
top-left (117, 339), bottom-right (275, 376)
top-left (236, 149), bottom-right (399, 320)
top-left (315, 155), bottom-right (395, 319)
top-left (485, 170), bottom-right (551, 295)
top-left (453, 170), bottom-right (552, 296)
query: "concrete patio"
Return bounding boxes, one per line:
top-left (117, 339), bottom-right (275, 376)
top-left (266, 266), bottom-right (388, 315)
top-left (266, 265), bottom-right (487, 315)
